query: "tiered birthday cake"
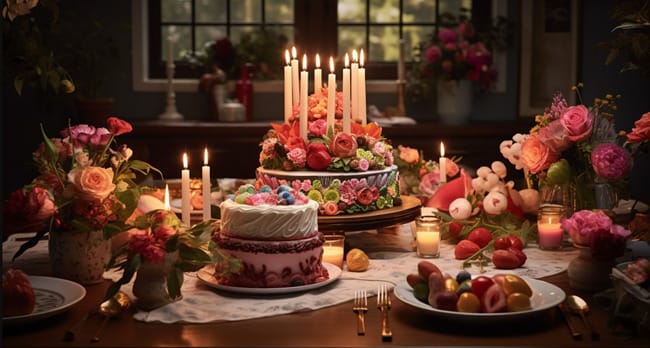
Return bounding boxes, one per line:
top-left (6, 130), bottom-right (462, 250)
top-left (214, 185), bottom-right (329, 288)
top-left (257, 88), bottom-right (401, 216)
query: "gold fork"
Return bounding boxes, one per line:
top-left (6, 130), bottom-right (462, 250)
top-left (352, 290), bottom-right (368, 335)
top-left (377, 284), bottom-right (393, 341)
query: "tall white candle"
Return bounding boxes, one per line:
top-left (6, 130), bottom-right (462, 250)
top-left (398, 39), bottom-right (405, 82)
top-left (284, 50), bottom-right (292, 123)
top-left (164, 184), bottom-right (171, 211)
top-left (342, 53), bottom-right (351, 134)
top-left (314, 54), bottom-right (322, 96)
top-left (358, 49), bottom-right (367, 126)
top-left (326, 57), bottom-right (336, 132)
top-left (181, 152), bottom-right (191, 226)
top-left (439, 142), bottom-right (447, 184)
top-left (167, 35), bottom-right (173, 64)
top-left (300, 54), bottom-right (309, 142)
top-left (351, 50), bottom-right (359, 123)
top-left (291, 46), bottom-right (299, 108)
top-left (202, 147), bottom-right (211, 221)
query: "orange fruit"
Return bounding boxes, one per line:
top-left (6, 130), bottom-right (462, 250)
top-left (346, 248), bottom-right (369, 272)
top-left (506, 292), bottom-right (531, 312)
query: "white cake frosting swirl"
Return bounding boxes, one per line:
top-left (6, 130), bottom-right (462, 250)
top-left (220, 199), bottom-right (319, 240)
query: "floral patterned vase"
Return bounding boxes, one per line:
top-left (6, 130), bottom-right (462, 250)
top-left (437, 79), bottom-right (473, 125)
top-left (567, 244), bottom-right (615, 292)
top-left (132, 252), bottom-right (181, 311)
top-left (48, 229), bottom-right (111, 285)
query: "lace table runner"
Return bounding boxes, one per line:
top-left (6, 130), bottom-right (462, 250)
top-left (3, 227), bottom-right (579, 324)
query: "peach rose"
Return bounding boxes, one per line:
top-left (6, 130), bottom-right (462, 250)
top-left (627, 112), bottom-right (650, 143)
top-left (560, 105), bottom-right (593, 142)
top-left (68, 166), bottom-right (116, 201)
top-left (398, 145), bottom-right (419, 164)
top-left (330, 133), bottom-right (358, 158)
top-left (521, 135), bottom-right (559, 174)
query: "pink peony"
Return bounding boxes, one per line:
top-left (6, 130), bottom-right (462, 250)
top-left (627, 112), bottom-right (650, 143)
top-left (561, 209), bottom-right (613, 246)
top-left (590, 224), bottom-right (631, 260)
top-left (308, 119), bottom-right (328, 137)
top-left (287, 147), bottom-right (307, 168)
top-left (438, 28), bottom-right (457, 44)
top-left (591, 142), bottom-right (631, 181)
top-left (520, 135), bottom-right (559, 174)
top-left (425, 45), bottom-right (441, 63)
top-left (560, 105), bottom-right (593, 142)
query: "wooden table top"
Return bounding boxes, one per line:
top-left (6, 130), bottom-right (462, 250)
top-left (2, 271), bottom-right (647, 347)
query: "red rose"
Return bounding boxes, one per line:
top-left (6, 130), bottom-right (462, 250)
top-left (356, 187), bottom-right (379, 206)
top-left (330, 133), bottom-right (358, 158)
top-left (306, 143), bottom-right (332, 170)
top-left (627, 112), bottom-right (650, 143)
top-left (107, 117), bottom-right (133, 136)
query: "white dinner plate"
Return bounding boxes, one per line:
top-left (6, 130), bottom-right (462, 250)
top-left (393, 277), bottom-right (566, 322)
top-left (2, 276), bottom-right (86, 325)
top-left (170, 198), bottom-right (203, 214)
top-left (197, 262), bottom-right (342, 295)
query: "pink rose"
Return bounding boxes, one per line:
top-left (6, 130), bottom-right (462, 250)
top-left (358, 158), bottom-right (370, 171)
top-left (591, 142), bottom-right (631, 181)
top-left (627, 112), bottom-right (650, 143)
top-left (445, 159), bottom-right (460, 178)
top-left (107, 117), bottom-right (133, 136)
top-left (67, 166), bottom-right (116, 201)
top-left (306, 143), bottom-right (332, 170)
top-left (418, 172), bottom-right (440, 198)
top-left (330, 133), bottom-right (358, 158)
top-left (520, 135), bottom-right (559, 174)
top-left (560, 105), bottom-right (593, 142)
top-left (398, 145), bottom-right (419, 164)
top-left (309, 119), bottom-right (328, 137)
top-left (425, 45), bottom-right (441, 63)
top-left (26, 187), bottom-right (56, 222)
top-left (287, 148), bottom-right (307, 168)
top-left (537, 120), bottom-right (571, 153)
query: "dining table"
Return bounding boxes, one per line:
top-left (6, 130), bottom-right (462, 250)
top-left (2, 226), bottom-right (649, 348)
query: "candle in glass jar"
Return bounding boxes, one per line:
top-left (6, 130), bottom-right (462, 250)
top-left (326, 57), bottom-right (336, 131)
top-left (314, 54), bottom-right (322, 96)
top-left (415, 216), bottom-right (441, 258)
top-left (439, 142), bottom-right (447, 184)
top-left (181, 153), bottom-right (191, 226)
top-left (300, 54), bottom-right (309, 142)
top-left (284, 50), bottom-right (292, 123)
top-left (202, 147), bottom-right (211, 221)
top-left (322, 235), bottom-right (345, 269)
top-left (537, 205), bottom-right (564, 250)
top-left (342, 53), bottom-right (351, 134)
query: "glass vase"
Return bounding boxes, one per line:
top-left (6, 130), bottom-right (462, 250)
top-left (567, 244), bottom-right (615, 292)
top-left (436, 79), bottom-right (473, 125)
top-left (132, 251), bottom-right (181, 311)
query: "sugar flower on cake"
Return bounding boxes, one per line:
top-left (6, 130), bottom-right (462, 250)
top-left (3, 117), bottom-right (161, 260)
top-left (561, 209), bottom-right (631, 260)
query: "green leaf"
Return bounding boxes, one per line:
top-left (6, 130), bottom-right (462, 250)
top-left (166, 268), bottom-right (184, 300)
top-left (39, 124), bottom-right (59, 163)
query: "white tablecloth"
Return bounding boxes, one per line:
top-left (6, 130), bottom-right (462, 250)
top-left (3, 226), bottom-right (580, 324)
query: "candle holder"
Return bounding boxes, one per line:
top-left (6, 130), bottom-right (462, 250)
top-left (415, 216), bottom-right (441, 258)
top-left (537, 204), bottom-right (565, 250)
top-left (322, 234), bottom-right (345, 269)
top-left (396, 80), bottom-right (407, 116)
top-left (158, 61), bottom-right (184, 121)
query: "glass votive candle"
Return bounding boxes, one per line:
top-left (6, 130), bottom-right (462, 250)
top-left (415, 216), bottom-right (441, 258)
top-left (322, 234), bottom-right (345, 269)
top-left (537, 204), bottom-right (565, 250)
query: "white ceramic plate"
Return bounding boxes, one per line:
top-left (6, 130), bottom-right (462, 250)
top-left (2, 276), bottom-right (86, 325)
top-left (197, 262), bottom-right (342, 295)
top-left (170, 198), bottom-right (202, 214)
top-left (393, 277), bottom-right (566, 322)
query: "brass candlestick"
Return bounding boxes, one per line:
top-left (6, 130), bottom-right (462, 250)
top-left (397, 80), bottom-right (407, 116)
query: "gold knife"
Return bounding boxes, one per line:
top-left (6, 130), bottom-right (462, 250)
top-left (559, 303), bottom-right (582, 340)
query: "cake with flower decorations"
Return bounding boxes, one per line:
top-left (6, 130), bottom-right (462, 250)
top-left (257, 88), bottom-right (401, 216)
top-left (213, 184), bottom-right (329, 288)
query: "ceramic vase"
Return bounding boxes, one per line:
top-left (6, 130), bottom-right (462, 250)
top-left (436, 79), bottom-right (473, 125)
top-left (567, 244), bottom-right (615, 292)
top-left (48, 229), bottom-right (111, 285)
top-left (132, 252), bottom-right (181, 310)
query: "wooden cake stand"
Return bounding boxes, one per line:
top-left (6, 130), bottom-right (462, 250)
top-left (318, 195), bottom-right (422, 233)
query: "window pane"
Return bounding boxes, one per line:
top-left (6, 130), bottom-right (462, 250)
top-left (266, 0), bottom-right (294, 24)
top-left (439, 0), bottom-right (472, 14)
top-left (403, 0), bottom-right (436, 23)
top-left (338, 0), bottom-right (365, 23)
top-left (338, 26), bottom-right (366, 57)
top-left (161, 25), bottom-right (192, 60)
top-left (196, 25), bottom-right (228, 49)
top-left (231, 0), bottom-right (262, 23)
top-left (161, 0), bottom-right (191, 22)
top-left (230, 26), bottom-right (258, 44)
top-left (368, 25), bottom-right (399, 62)
top-left (403, 25), bottom-right (432, 60)
top-left (196, 0), bottom-right (227, 23)
top-left (369, 0), bottom-right (399, 23)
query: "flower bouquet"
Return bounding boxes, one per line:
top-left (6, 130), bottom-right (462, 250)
top-left (105, 209), bottom-right (239, 309)
top-left (392, 145), bottom-right (460, 202)
top-left (3, 117), bottom-right (160, 283)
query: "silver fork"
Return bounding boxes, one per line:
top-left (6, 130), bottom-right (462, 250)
top-left (353, 290), bottom-right (368, 335)
top-left (377, 284), bottom-right (393, 341)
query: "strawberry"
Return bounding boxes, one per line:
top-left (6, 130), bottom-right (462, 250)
top-left (467, 227), bottom-right (493, 248)
top-left (2, 269), bottom-right (35, 317)
top-left (448, 221), bottom-right (465, 240)
top-left (454, 240), bottom-right (480, 260)
top-left (492, 249), bottom-right (521, 269)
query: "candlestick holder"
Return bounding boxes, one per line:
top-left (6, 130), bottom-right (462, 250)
top-left (396, 80), bottom-right (407, 116)
top-left (159, 62), bottom-right (184, 120)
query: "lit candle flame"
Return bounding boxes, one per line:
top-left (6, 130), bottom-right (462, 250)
top-left (315, 54), bottom-right (320, 68)
top-left (440, 142), bottom-right (445, 157)
top-left (329, 56), bottom-right (335, 73)
top-left (164, 184), bottom-right (171, 210)
top-left (360, 49), bottom-right (365, 67)
top-left (352, 49), bottom-right (358, 62)
top-left (203, 147), bottom-right (209, 165)
top-left (291, 46), bottom-right (297, 59)
top-left (285, 49), bottom-right (290, 65)
top-left (302, 54), bottom-right (307, 70)
top-left (182, 152), bottom-right (188, 169)
top-left (345, 53), bottom-right (349, 67)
